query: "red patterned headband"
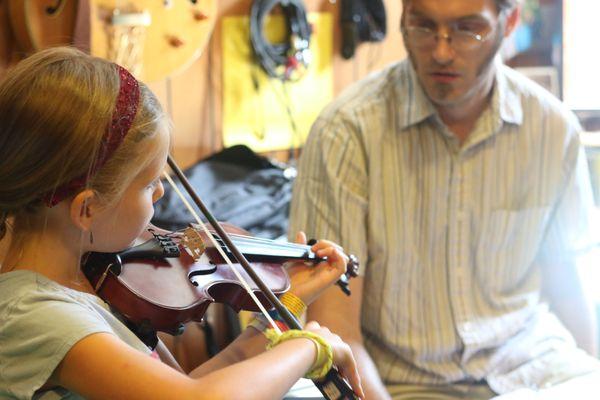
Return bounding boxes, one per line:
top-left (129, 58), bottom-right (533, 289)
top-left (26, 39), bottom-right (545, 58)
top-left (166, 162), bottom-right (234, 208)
top-left (44, 65), bottom-right (140, 207)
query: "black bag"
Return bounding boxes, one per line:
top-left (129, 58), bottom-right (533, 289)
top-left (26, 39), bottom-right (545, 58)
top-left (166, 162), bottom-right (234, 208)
top-left (152, 145), bottom-right (295, 240)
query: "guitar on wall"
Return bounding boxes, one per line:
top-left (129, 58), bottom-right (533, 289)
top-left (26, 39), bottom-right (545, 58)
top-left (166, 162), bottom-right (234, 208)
top-left (7, 0), bottom-right (79, 52)
top-left (7, 0), bottom-right (217, 82)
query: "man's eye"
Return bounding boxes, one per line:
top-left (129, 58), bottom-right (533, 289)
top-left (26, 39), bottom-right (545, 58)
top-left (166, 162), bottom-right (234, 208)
top-left (455, 22), bottom-right (485, 34)
top-left (408, 17), bottom-right (436, 30)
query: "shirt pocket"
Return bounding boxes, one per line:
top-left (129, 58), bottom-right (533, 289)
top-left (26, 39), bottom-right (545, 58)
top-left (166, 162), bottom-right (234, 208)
top-left (476, 206), bottom-right (551, 294)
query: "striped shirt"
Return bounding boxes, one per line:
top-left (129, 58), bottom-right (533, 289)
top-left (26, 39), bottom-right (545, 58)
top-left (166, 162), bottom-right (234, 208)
top-left (289, 59), bottom-right (600, 394)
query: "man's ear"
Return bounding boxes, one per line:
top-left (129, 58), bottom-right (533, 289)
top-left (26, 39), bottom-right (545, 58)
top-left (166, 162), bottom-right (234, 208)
top-left (503, 5), bottom-right (521, 38)
top-left (69, 189), bottom-right (98, 232)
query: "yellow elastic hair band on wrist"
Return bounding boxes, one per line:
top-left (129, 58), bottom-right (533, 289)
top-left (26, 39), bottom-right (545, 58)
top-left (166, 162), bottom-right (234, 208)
top-left (280, 292), bottom-right (307, 318)
top-left (265, 328), bottom-right (333, 380)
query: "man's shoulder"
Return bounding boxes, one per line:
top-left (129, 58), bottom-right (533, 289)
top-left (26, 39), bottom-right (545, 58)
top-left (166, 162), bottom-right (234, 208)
top-left (318, 60), bottom-right (411, 122)
top-left (498, 65), bottom-right (582, 147)
top-left (500, 65), bottom-right (577, 123)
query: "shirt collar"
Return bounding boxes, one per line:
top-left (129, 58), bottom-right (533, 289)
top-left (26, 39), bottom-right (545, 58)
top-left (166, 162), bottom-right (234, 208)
top-left (396, 61), bottom-right (437, 130)
top-left (495, 60), bottom-right (523, 126)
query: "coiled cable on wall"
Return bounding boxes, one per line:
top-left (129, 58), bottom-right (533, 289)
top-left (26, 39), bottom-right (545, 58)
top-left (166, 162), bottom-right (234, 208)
top-left (250, 0), bottom-right (312, 81)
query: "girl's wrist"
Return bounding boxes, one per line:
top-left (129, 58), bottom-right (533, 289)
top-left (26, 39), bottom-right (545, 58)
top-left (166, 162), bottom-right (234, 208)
top-left (264, 329), bottom-right (333, 380)
top-left (245, 291), bottom-right (307, 334)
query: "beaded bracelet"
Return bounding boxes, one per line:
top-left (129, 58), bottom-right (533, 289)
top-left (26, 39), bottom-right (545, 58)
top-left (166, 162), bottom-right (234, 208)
top-left (265, 328), bottom-right (334, 380)
top-left (279, 291), bottom-right (307, 318)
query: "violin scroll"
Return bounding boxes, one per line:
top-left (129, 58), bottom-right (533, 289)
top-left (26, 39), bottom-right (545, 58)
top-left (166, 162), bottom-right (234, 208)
top-left (337, 254), bottom-right (359, 296)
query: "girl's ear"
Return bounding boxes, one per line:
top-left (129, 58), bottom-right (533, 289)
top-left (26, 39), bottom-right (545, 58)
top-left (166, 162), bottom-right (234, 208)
top-left (69, 189), bottom-right (98, 232)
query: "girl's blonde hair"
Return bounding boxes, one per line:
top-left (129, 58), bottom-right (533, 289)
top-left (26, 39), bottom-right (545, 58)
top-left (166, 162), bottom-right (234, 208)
top-left (0, 47), bottom-right (166, 240)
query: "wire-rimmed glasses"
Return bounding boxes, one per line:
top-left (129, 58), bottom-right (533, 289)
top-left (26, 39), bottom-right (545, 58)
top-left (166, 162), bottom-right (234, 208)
top-left (402, 23), bottom-right (497, 51)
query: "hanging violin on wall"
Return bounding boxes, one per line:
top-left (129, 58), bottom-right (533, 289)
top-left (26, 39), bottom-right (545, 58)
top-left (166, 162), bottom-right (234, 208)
top-left (82, 155), bottom-right (361, 400)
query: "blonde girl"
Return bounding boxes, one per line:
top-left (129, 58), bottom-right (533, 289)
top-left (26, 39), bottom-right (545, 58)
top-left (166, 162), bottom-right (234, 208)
top-left (0, 47), bottom-right (363, 400)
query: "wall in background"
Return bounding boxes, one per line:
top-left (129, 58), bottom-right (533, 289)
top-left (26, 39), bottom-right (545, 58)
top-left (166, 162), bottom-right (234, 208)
top-left (0, 0), bottom-right (406, 168)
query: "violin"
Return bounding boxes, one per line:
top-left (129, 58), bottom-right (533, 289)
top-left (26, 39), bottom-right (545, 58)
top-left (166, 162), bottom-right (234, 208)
top-left (82, 222), bottom-right (358, 339)
top-left (83, 155), bottom-right (361, 400)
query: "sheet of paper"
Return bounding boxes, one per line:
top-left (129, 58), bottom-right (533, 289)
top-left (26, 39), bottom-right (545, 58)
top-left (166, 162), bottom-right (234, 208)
top-left (284, 378), bottom-right (324, 399)
top-left (491, 371), bottom-right (600, 399)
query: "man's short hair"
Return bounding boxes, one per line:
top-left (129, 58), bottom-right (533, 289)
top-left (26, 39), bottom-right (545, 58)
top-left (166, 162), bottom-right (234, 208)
top-left (401, 0), bottom-right (520, 14)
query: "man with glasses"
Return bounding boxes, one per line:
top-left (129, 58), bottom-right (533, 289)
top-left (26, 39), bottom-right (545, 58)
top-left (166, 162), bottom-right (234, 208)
top-left (290, 0), bottom-right (600, 398)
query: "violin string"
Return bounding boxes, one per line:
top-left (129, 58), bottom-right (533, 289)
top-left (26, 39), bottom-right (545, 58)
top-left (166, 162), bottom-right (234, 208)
top-left (163, 172), bottom-right (282, 334)
top-left (226, 232), bottom-right (344, 253)
top-left (216, 234), bottom-right (313, 252)
top-left (203, 229), bottom-right (312, 251)
top-left (211, 238), bottom-right (316, 263)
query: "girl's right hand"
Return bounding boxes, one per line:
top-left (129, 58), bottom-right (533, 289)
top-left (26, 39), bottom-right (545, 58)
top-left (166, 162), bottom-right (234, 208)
top-left (304, 320), bottom-right (365, 399)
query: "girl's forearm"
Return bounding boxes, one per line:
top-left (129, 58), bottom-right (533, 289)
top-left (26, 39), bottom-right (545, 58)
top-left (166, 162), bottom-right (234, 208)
top-left (190, 337), bottom-right (315, 400)
top-left (189, 326), bottom-right (271, 377)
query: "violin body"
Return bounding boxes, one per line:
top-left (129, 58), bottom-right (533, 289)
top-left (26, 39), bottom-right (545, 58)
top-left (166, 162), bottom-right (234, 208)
top-left (83, 224), bottom-right (290, 337)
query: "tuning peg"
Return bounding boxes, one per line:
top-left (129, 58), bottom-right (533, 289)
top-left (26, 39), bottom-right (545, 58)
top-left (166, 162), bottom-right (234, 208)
top-left (347, 254), bottom-right (359, 277)
top-left (337, 275), bottom-right (351, 296)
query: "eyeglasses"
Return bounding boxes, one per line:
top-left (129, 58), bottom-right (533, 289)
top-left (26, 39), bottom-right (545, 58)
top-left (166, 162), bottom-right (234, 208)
top-left (402, 23), bottom-right (496, 51)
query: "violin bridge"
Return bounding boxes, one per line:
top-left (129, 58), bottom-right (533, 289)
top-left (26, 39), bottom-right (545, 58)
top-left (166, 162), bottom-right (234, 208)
top-left (181, 227), bottom-right (206, 261)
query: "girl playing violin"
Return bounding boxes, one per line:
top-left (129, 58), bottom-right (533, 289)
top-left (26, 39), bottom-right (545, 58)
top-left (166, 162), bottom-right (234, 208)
top-left (0, 47), bottom-right (364, 400)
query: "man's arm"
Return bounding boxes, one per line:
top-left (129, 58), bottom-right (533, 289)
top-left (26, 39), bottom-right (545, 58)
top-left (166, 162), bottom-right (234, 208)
top-left (307, 276), bottom-right (391, 400)
top-left (539, 135), bottom-right (599, 356)
top-left (542, 259), bottom-right (598, 356)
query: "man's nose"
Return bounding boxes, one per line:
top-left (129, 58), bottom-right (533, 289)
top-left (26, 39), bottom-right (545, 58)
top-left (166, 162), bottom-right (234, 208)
top-left (432, 31), bottom-right (455, 65)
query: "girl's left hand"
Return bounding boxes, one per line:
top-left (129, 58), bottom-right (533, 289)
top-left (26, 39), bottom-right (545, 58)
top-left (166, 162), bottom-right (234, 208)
top-left (286, 231), bottom-right (348, 306)
top-left (304, 321), bottom-right (365, 399)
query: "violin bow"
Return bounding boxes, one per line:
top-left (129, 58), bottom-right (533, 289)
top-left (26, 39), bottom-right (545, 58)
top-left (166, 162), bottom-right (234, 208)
top-left (165, 155), bottom-right (360, 400)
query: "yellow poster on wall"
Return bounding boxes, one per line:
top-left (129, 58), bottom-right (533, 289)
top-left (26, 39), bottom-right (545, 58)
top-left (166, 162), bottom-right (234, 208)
top-left (222, 13), bottom-right (333, 152)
